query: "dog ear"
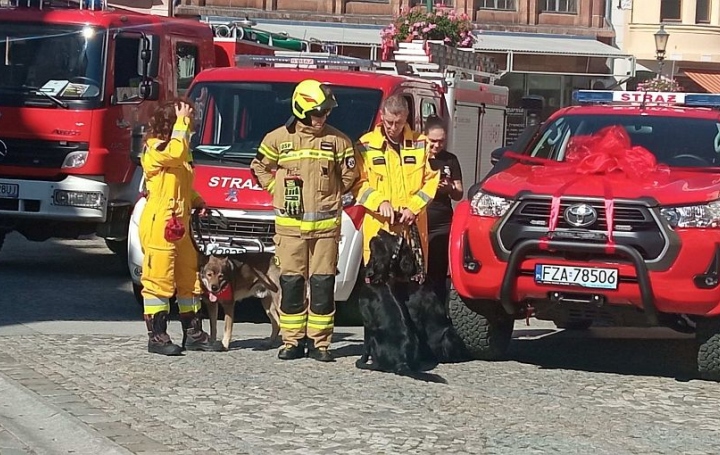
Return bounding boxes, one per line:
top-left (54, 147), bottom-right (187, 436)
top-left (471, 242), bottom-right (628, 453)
top-left (225, 258), bottom-right (236, 275)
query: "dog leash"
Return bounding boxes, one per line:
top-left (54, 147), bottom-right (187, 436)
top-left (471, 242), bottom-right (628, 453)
top-left (407, 223), bottom-right (426, 284)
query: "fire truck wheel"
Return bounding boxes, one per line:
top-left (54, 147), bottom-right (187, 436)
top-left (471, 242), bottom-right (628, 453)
top-left (447, 285), bottom-right (514, 361)
top-left (105, 238), bottom-right (128, 258)
top-left (697, 316), bottom-right (720, 381)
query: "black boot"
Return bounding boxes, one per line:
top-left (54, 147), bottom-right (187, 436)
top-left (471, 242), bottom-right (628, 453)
top-left (306, 339), bottom-right (335, 363)
top-left (180, 312), bottom-right (224, 352)
top-left (278, 339), bottom-right (306, 360)
top-left (145, 312), bottom-right (183, 356)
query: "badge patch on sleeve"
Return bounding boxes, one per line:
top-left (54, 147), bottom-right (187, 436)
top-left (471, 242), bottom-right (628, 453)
top-left (320, 141), bottom-right (334, 151)
top-left (403, 156), bottom-right (417, 164)
top-left (346, 157), bottom-right (356, 169)
top-left (279, 142), bottom-right (293, 151)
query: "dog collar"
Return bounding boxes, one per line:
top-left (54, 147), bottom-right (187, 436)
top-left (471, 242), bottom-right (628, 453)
top-left (208, 284), bottom-right (233, 302)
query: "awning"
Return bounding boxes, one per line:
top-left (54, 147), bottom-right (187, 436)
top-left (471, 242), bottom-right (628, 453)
top-left (683, 70), bottom-right (720, 93)
top-left (253, 20), bottom-right (383, 46)
top-left (472, 32), bottom-right (631, 59)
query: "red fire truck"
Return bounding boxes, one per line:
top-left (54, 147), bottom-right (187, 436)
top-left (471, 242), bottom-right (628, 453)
top-left (127, 42), bottom-right (509, 305)
top-left (0, 1), bottom-right (301, 256)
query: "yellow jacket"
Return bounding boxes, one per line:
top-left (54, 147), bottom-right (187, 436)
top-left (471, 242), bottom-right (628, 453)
top-left (140, 116), bottom-right (202, 227)
top-left (251, 121), bottom-right (358, 238)
top-left (353, 124), bottom-right (439, 266)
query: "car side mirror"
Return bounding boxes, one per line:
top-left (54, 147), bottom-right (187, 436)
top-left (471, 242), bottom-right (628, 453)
top-left (490, 147), bottom-right (511, 166)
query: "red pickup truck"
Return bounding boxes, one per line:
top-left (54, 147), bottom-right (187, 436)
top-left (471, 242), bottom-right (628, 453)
top-left (448, 90), bottom-right (720, 381)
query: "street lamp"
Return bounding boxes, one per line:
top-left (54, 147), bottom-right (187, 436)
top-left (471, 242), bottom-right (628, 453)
top-left (654, 24), bottom-right (670, 79)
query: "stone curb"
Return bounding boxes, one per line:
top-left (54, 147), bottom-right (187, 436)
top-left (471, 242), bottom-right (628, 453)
top-left (0, 354), bottom-right (169, 455)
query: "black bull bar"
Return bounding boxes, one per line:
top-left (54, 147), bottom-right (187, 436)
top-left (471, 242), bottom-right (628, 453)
top-left (500, 239), bottom-right (659, 326)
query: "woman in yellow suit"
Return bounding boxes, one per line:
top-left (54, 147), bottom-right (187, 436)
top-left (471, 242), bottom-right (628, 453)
top-left (140, 100), bottom-right (222, 355)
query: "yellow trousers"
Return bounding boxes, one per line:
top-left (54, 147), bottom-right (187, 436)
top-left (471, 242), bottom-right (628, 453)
top-left (139, 209), bottom-right (201, 316)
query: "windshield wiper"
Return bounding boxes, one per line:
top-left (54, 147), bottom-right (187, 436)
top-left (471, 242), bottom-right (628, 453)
top-left (0, 86), bottom-right (69, 108)
top-left (34, 90), bottom-right (69, 109)
top-left (192, 148), bottom-right (228, 163)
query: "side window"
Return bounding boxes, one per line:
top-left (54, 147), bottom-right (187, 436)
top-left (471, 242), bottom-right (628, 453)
top-left (420, 99), bottom-right (438, 128)
top-left (403, 94), bottom-right (415, 128)
top-left (113, 36), bottom-right (142, 101)
top-left (176, 43), bottom-right (198, 96)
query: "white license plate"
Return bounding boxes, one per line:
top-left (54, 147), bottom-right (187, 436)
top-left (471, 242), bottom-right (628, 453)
top-left (199, 244), bottom-right (246, 256)
top-left (534, 264), bottom-right (619, 290)
top-left (0, 183), bottom-right (19, 199)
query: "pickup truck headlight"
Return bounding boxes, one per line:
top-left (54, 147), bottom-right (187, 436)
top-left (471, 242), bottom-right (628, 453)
top-left (470, 190), bottom-right (513, 217)
top-left (660, 200), bottom-right (720, 228)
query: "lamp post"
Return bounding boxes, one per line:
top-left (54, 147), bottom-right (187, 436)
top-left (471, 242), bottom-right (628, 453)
top-left (654, 24), bottom-right (670, 79)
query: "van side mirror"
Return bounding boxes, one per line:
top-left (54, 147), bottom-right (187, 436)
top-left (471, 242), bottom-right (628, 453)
top-left (490, 147), bottom-right (510, 166)
top-left (137, 35), bottom-right (160, 79)
top-left (139, 80), bottom-right (160, 101)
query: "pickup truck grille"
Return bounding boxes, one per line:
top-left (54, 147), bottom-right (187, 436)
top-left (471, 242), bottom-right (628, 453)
top-left (193, 216), bottom-right (275, 248)
top-left (499, 199), bottom-right (666, 261)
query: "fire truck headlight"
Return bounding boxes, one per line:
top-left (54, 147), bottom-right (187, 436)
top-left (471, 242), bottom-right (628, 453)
top-left (61, 151), bottom-right (89, 169)
top-left (53, 190), bottom-right (105, 209)
top-left (470, 190), bottom-right (513, 217)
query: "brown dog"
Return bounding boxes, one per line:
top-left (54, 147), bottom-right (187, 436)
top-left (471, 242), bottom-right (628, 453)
top-left (199, 253), bottom-right (281, 351)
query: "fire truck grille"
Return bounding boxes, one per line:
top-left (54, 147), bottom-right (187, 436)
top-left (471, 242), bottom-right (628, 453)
top-left (193, 217), bottom-right (275, 247)
top-left (499, 199), bottom-right (666, 261)
top-left (0, 138), bottom-right (89, 169)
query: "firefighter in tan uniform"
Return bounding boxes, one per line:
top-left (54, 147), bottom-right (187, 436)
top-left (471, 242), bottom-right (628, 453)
top-left (251, 80), bottom-right (358, 362)
top-left (354, 94), bottom-right (439, 272)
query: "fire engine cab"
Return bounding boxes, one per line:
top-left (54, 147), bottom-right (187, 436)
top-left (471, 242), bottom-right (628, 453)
top-left (127, 42), bottom-right (509, 305)
top-left (0, 0), bottom-right (302, 257)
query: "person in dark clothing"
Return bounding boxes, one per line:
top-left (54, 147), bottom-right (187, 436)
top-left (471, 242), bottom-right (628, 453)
top-left (424, 115), bottom-right (463, 304)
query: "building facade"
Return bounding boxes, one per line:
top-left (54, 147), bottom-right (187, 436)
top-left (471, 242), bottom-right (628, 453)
top-left (617, 0), bottom-right (720, 93)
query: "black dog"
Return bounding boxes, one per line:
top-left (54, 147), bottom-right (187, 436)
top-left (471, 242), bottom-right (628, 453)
top-left (356, 230), bottom-right (446, 384)
top-left (405, 281), bottom-right (469, 363)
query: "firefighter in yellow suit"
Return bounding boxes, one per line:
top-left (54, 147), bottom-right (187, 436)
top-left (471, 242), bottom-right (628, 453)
top-left (251, 80), bottom-right (358, 362)
top-left (354, 94), bottom-right (439, 270)
top-left (353, 95), bottom-right (440, 270)
top-left (140, 100), bottom-right (223, 356)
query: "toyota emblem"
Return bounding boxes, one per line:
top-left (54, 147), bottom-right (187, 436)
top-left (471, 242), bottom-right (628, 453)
top-left (0, 140), bottom-right (7, 161)
top-left (564, 203), bottom-right (598, 228)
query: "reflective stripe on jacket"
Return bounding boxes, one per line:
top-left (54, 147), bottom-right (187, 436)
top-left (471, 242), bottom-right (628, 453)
top-left (251, 121), bottom-right (358, 238)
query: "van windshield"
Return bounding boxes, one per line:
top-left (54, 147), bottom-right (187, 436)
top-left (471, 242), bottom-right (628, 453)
top-left (187, 82), bottom-right (383, 165)
top-left (528, 113), bottom-right (720, 168)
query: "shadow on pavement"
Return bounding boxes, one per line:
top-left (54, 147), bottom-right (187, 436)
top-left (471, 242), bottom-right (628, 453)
top-left (506, 328), bottom-right (699, 381)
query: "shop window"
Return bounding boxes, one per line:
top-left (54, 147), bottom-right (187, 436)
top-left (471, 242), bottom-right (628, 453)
top-left (696, 0), bottom-right (710, 23)
top-left (541, 0), bottom-right (577, 13)
top-left (660, 0), bottom-right (682, 21)
top-left (177, 43), bottom-right (198, 96)
top-left (479, 0), bottom-right (516, 10)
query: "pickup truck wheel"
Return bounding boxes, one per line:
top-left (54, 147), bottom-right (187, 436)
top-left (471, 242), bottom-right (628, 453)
top-left (697, 317), bottom-right (720, 381)
top-left (447, 286), bottom-right (514, 360)
top-left (555, 319), bottom-right (593, 330)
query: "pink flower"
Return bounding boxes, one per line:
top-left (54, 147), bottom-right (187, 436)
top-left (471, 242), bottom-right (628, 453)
top-left (429, 23), bottom-right (437, 29)
top-left (444, 37), bottom-right (451, 42)
top-left (422, 27), bottom-right (430, 33)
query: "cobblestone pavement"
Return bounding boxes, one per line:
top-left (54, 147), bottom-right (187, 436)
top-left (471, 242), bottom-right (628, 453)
top-left (1, 235), bottom-right (720, 454)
